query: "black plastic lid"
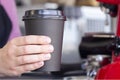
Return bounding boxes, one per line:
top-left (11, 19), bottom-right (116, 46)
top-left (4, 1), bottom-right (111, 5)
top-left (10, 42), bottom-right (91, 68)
top-left (23, 9), bottom-right (65, 20)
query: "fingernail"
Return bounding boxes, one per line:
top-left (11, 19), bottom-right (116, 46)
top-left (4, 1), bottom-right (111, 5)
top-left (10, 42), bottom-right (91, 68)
top-left (44, 54), bottom-right (51, 60)
top-left (48, 45), bottom-right (54, 52)
top-left (40, 61), bottom-right (44, 66)
top-left (45, 37), bottom-right (51, 43)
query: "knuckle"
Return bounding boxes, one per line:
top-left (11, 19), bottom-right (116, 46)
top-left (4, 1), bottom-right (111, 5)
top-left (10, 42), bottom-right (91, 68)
top-left (32, 64), bottom-right (38, 70)
top-left (7, 46), bottom-right (15, 54)
top-left (23, 46), bottom-right (28, 54)
top-left (6, 49), bottom-right (16, 60)
top-left (9, 68), bottom-right (21, 76)
top-left (24, 35), bottom-right (37, 44)
top-left (23, 65), bottom-right (34, 71)
top-left (6, 45), bottom-right (17, 57)
top-left (21, 56), bottom-right (28, 64)
top-left (7, 48), bottom-right (12, 53)
top-left (10, 38), bottom-right (18, 45)
top-left (22, 65), bottom-right (28, 71)
top-left (38, 54), bottom-right (45, 61)
top-left (24, 36), bottom-right (29, 44)
top-left (7, 49), bottom-right (13, 56)
top-left (10, 39), bottom-right (15, 45)
top-left (23, 36), bottom-right (32, 44)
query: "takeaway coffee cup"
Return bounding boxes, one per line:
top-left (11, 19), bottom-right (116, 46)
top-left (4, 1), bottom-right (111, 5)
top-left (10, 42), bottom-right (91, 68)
top-left (23, 9), bottom-right (65, 72)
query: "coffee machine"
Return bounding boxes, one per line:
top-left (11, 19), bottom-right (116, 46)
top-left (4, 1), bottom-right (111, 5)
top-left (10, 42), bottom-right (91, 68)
top-left (95, 0), bottom-right (120, 79)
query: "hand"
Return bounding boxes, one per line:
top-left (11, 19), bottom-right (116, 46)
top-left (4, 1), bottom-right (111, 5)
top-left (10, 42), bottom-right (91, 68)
top-left (0, 35), bottom-right (54, 77)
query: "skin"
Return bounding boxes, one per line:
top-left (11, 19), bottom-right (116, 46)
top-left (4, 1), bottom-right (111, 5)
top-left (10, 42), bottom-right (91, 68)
top-left (0, 35), bottom-right (54, 77)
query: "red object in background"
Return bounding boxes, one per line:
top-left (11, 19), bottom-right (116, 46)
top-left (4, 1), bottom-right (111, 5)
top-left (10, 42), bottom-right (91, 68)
top-left (95, 0), bottom-right (120, 79)
top-left (95, 61), bottom-right (120, 79)
top-left (99, 57), bottom-right (111, 67)
top-left (97, 0), bottom-right (119, 4)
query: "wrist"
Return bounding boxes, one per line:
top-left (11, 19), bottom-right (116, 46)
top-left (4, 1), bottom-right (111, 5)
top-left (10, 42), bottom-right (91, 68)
top-left (0, 49), bottom-right (5, 77)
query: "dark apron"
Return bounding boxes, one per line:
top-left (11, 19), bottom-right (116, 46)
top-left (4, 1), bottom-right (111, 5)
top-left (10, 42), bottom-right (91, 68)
top-left (0, 4), bottom-right (12, 48)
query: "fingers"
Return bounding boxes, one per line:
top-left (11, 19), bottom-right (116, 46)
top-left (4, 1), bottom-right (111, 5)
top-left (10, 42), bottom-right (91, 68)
top-left (17, 45), bottom-right (54, 56)
top-left (16, 61), bottom-right (44, 73)
top-left (11, 62), bottom-right (44, 76)
top-left (11, 35), bottom-right (51, 46)
top-left (17, 53), bottom-right (51, 65)
top-left (11, 53), bottom-right (51, 75)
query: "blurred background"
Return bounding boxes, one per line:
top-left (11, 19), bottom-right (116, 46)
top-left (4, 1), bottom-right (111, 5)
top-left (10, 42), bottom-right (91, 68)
top-left (15, 0), bottom-right (116, 79)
